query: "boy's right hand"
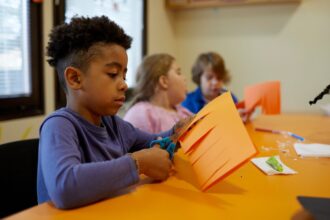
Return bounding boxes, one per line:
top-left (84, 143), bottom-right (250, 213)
top-left (131, 147), bottom-right (172, 181)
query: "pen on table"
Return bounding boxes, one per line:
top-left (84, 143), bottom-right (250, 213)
top-left (287, 132), bottom-right (305, 141)
top-left (255, 127), bottom-right (305, 141)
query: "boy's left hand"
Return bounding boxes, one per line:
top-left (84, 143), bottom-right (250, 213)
top-left (172, 115), bottom-right (195, 148)
top-left (238, 108), bottom-right (254, 123)
top-left (173, 115), bottom-right (194, 135)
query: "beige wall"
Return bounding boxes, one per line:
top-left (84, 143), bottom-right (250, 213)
top-left (1, 0), bottom-right (329, 143)
top-left (147, 0), bottom-right (176, 55)
top-left (171, 0), bottom-right (330, 113)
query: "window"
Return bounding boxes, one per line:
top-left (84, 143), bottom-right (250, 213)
top-left (53, 0), bottom-right (146, 108)
top-left (0, 0), bottom-right (44, 121)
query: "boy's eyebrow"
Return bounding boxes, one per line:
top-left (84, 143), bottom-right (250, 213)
top-left (105, 62), bottom-right (127, 73)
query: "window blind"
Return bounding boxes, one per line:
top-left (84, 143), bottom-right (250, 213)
top-left (0, 0), bottom-right (31, 98)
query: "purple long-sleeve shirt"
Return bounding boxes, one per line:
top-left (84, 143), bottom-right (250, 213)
top-left (37, 108), bottom-right (172, 209)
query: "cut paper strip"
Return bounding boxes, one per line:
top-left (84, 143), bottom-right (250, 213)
top-left (184, 128), bottom-right (215, 158)
top-left (178, 113), bottom-right (211, 152)
top-left (179, 92), bottom-right (257, 190)
top-left (251, 155), bottom-right (297, 175)
top-left (294, 143), bottom-right (330, 157)
top-left (189, 128), bottom-right (220, 164)
top-left (180, 118), bottom-right (216, 153)
top-left (244, 81), bottom-right (281, 114)
top-left (193, 144), bottom-right (229, 186)
top-left (202, 129), bottom-right (257, 190)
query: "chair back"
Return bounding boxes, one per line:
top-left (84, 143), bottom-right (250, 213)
top-left (0, 139), bottom-right (39, 218)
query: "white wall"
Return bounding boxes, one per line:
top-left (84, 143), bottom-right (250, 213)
top-left (172, 0), bottom-right (330, 113)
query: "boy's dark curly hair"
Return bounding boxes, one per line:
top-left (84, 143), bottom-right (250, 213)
top-left (47, 16), bottom-right (132, 92)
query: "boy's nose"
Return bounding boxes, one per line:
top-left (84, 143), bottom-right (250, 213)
top-left (211, 78), bottom-right (220, 86)
top-left (120, 81), bottom-right (128, 92)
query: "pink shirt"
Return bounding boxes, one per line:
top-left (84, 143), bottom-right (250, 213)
top-left (124, 102), bottom-right (193, 133)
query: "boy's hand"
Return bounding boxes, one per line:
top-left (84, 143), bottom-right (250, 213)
top-left (238, 108), bottom-right (254, 123)
top-left (173, 115), bottom-right (194, 134)
top-left (131, 147), bottom-right (172, 181)
top-left (238, 108), bottom-right (249, 123)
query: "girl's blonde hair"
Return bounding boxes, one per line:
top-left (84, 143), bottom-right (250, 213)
top-left (130, 53), bottom-right (175, 106)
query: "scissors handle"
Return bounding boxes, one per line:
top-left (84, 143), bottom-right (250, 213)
top-left (149, 137), bottom-right (175, 159)
top-left (149, 137), bottom-right (171, 148)
top-left (166, 142), bottom-right (176, 159)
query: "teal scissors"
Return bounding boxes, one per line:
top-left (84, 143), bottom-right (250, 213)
top-left (149, 115), bottom-right (205, 159)
top-left (149, 136), bottom-right (177, 159)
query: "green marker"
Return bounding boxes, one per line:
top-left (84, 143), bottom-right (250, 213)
top-left (266, 156), bottom-right (283, 172)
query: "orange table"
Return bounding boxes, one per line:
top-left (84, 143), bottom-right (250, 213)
top-left (6, 114), bottom-right (330, 219)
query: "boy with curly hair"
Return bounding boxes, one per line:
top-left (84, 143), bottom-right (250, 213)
top-left (37, 16), bottom-right (173, 209)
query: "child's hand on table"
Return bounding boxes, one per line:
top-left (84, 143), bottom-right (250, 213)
top-left (131, 146), bottom-right (172, 181)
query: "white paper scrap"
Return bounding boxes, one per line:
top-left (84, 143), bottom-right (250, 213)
top-left (294, 143), bottom-right (330, 157)
top-left (251, 155), bottom-right (297, 175)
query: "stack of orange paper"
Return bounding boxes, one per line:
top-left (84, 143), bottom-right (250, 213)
top-left (178, 92), bottom-right (257, 191)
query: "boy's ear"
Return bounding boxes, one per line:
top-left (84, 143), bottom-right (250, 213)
top-left (64, 66), bottom-right (82, 90)
top-left (158, 75), bottom-right (169, 90)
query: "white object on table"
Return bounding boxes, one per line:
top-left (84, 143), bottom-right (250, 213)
top-left (294, 143), bottom-right (330, 157)
top-left (251, 155), bottom-right (297, 175)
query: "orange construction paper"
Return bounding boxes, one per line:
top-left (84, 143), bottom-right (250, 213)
top-left (179, 92), bottom-right (257, 190)
top-left (192, 134), bottom-right (228, 186)
top-left (189, 128), bottom-right (220, 164)
top-left (183, 127), bottom-right (215, 156)
top-left (244, 81), bottom-right (281, 114)
top-left (180, 114), bottom-right (216, 153)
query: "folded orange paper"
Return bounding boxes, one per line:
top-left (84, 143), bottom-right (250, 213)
top-left (178, 92), bottom-right (257, 191)
top-left (244, 81), bottom-right (281, 114)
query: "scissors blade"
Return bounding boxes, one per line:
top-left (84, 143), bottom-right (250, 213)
top-left (170, 114), bottom-right (207, 144)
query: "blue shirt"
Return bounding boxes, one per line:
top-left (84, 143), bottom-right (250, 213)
top-left (182, 87), bottom-right (239, 114)
top-left (37, 108), bottom-right (172, 209)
